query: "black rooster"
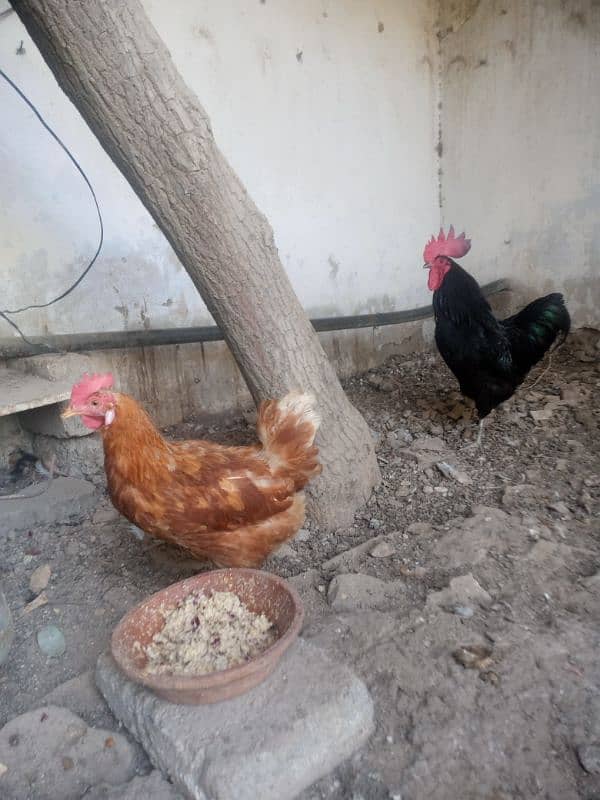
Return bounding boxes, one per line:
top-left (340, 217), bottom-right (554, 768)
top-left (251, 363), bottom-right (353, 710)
top-left (423, 227), bottom-right (570, 445)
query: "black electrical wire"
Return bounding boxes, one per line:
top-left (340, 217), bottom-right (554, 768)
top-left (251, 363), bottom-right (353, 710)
top-left (0, 66), bottom-right (103, 345)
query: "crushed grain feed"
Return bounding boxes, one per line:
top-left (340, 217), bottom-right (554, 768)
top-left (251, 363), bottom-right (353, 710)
top-left (143, 590), bottom-right (277, 675)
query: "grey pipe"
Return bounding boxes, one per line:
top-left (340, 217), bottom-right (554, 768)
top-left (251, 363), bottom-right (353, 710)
top-left (0, 279), bottom-right (510, 359)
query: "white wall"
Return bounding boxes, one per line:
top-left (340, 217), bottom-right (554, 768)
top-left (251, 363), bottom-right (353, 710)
top-left (440, 0), bottom-right (600, 326)
top-left (0, 1), bottom-right (439, 340)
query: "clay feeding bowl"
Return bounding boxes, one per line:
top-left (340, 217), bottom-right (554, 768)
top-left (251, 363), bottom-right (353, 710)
top-left (110, 568), bottom-right (304, 705)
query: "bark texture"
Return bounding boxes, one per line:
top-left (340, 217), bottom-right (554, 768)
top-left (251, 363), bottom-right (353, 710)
top-left (13, 0), bottom-right (380, 528)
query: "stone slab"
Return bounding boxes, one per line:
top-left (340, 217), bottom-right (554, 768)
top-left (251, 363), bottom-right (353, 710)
top-left (0, 368), bottom-right (72, 417)
top-left (96, 638), bottom-right (374, 800)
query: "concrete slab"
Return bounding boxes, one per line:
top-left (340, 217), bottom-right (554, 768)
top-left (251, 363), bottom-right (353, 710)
top-left (0, 368), bottom-right (72, 417)
top-left (96, 638), bottom-right (374, 800)
top-left (2, 476), bottom-right (97, 532)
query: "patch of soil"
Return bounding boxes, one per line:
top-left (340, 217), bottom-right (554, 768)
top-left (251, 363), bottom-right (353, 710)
top-left (0, 329), bottom-right (599, 800)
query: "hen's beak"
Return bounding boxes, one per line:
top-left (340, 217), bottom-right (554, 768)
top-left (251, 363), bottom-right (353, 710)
top-left (423, 263), bottom-right (430, 269)
top-left (61, 406), bottom-right (79, 419)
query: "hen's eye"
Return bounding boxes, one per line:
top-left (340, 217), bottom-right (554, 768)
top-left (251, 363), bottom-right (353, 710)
top-left (91, 400), bottom-right (98, 406)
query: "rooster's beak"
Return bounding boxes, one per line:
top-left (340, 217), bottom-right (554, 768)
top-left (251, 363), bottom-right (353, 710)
top-left (61, 406), bottom-right (79, 419)
top-left (423, 263), bottom-right (431, 269)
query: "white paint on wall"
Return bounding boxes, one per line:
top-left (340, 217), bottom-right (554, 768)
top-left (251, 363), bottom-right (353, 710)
top-left (440, 0), bottom-right (600, 326)
top-left (0, 1), bottom-right (439, 340)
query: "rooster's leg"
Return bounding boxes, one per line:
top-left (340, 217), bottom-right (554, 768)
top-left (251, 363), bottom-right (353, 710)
top-left (475, 418), bottom-right (485, 447)
top-left (463, 418), bottom-right (485, 450)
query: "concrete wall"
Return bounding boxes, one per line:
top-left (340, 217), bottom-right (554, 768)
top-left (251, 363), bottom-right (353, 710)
top-left (0, 1), bottom-right (438, 340)
top-left (440, 0), bottom-right (600, 327)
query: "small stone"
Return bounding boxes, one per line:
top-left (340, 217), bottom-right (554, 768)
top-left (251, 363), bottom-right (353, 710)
top-left (8, 735), bottom-right (18, 747)
top-left (436, 461), bottom-right (472, 485)
top-left (322, 541), bottom-right (375, 573)
top-left (479, 670), bottom-right (500, 686)
top-left (92, 506), bottom-right (120, 525)
top-left (328, 573), bottom-right (402, 612)
top-left (407, 522), bottom-right (432, 536)
top-left (427, 574), bottom-right (492, 611)
top-left (0, 763), bottom-right (6, 777)
top-left (22, 592), bottom-right (48, 616)
top-left (370, 542), bottom-right (395, 558)
top-left (369, 518), bottom-right (382, 530)
top-left (548, 501), bottom-right (571, 518)
top-left (394, 428), bottom-right (414, 445)
top-left (295, 528), bottom-right (310, 542)
top-left (29, 564), bottom-right (51, 595)
top-left (452, 644), bottom-right (493, 670)
top-left (37, 625), bottom-right (66, 657)
top-left (0, 707), bottom-right (135, 799)
top-left (577, 743), bottom-right (600, 775)
top-left (454, 605), bottom-right (474, 619)
top-left (530, 407), bottom-right (555, 422)
top-left (412, 436), bottom-right (446, 452)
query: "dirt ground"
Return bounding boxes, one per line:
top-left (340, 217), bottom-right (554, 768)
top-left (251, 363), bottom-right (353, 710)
top-left (1, 327), bottom-right (599, 799)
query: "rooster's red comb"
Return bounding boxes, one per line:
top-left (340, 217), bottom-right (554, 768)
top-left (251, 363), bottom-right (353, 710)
top-left (70, 372), bottom-right (114, 406)
top-left (423, 226), bottom-right (471, 264)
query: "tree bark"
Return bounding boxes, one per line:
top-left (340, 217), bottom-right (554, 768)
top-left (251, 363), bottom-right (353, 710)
top-left (12, 0), bottom-right (380, 529)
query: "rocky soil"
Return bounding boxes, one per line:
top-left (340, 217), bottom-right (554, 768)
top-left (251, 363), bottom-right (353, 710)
top-left (0, 328), bottom-right (599, 799)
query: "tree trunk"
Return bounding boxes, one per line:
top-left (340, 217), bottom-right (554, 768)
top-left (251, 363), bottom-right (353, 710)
top-left (12, 0), bottom-right (380, 529)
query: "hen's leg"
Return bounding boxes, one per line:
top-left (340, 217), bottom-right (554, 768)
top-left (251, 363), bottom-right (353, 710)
top-left (128, 524), bottom-right (147, 541)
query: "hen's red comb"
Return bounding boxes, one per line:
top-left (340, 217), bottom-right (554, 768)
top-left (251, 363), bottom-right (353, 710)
top-left (70, 372), bottom-right (114, 406)
top-left (423, 225), bottom-right (471, 264)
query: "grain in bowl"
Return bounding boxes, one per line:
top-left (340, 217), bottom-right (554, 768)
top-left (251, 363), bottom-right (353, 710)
top-left (140, 590), bottom-right (277, 675)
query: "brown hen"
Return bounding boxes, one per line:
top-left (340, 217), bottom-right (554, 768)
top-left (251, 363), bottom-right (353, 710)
top-left (62, 373), bottom-right (321, 567)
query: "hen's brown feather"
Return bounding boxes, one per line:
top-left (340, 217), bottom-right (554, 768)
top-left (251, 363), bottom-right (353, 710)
top-left (100, 392), bottom-right (320, 567)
